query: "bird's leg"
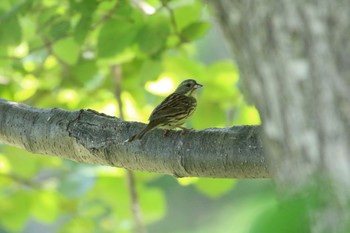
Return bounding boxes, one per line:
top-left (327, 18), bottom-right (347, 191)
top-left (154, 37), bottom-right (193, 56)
top-left (163, 129), bottom-right (170, 137)
top-left (179, 126), bottom-right (193, 135)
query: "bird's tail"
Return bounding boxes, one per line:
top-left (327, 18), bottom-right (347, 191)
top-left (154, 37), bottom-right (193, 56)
top-left (126, 123), bottom-right (156, 142)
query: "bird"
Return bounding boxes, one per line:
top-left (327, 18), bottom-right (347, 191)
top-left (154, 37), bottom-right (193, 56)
top-left (126, 79), bottom-right (203, 142)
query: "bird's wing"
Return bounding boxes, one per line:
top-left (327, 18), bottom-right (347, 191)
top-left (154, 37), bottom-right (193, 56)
top-left (148, 93), bottom-right (196, 122)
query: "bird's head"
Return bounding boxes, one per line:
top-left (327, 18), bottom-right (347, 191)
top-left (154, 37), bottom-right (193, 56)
top-left (174, 79), bottom-right (203, 96)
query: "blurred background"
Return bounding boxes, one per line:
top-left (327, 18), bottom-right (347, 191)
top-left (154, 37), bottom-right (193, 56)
top-left (0, 0), bottom-right (308, 232)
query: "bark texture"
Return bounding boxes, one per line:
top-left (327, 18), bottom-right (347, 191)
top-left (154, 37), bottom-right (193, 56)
top-left (0, 98), bottom-right (268, 178)
top-left (210, 0), bottom-right (350, 232)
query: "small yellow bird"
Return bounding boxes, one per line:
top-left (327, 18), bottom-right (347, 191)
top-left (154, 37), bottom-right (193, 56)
top-left (127, 79), bottom-right (202, 141)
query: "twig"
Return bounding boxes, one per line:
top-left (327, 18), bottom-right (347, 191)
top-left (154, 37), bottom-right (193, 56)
top-left (92, 1), bottom-right (120, 29)
top-left (0, 173), bottom-right (41, 189)
top-left (160, 0), bottom-right (186, 44)
top-left (110, 65), bottom-right (147, 233)
top-left (111, 65), bottom-right (124, 120)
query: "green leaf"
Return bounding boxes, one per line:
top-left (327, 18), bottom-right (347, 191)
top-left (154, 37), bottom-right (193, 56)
top-left (74, 15), bottom-right (92, 44)
top-left (0, 1), bottom-right (26, 21)
top-left (72, 0), bottom-right (98, 15)
top-left (49, 20), bottom-right (70, 40)
top-left (234, 105), bottom-right (261, 125)
top-left (70, 59), bottom-right (98, 85)
top-left (250, 197), bottom-right (309, 233)
top-left (0, 13), bottom-right (22, 46)
top-left (31, 191), bottom-right (59, 223)
top-left (195, 178), bottom-right (236, 198)
top-left (137, 15), bottom-right (170, 55)
top-left (52, 37), bottom-right (80, 65)
top-left (181, 21), bottom-right (210, 41)
top-left (113, 0), bottom-right (134, 17)
top-left (97, 19), bottom-right (140, 58)
top-left (193, 101), bottom-right (226, 128)
top-left (202, 61), bottom-right (240, 104)
top-left (173, 3), bottom-right (202, 31)
top-left (139, 187), bottom-right (166, 223)
top-left (37, 8), bottom-right (59, 29)
top-left (138, 59), bottom-right (163, 82)
top-left (3, 147), bottom-right (40, 178)
top-left (0, 192), bottom-right (31, 231)
top-left (89, 176), bottom-right (130, 216)
top-left (162, 55), bottom-right (205, 78)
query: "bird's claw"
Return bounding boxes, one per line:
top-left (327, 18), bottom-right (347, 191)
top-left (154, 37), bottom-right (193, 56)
top-left (163, 130), bottom-right (170, 137)
top-left (180, 127), bottom-right (193, 135)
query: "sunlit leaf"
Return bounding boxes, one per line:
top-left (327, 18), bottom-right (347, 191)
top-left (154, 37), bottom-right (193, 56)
top-left (31, 190), bottom-right (59, 223)
top-left (3, 147), bottom-right (40, 178)
top-left (173, 3), bottom-right (202, 31)
top-left (14, 74), bottom-right (39, 101)
top-left (145, 76), bottom-right (175, 96)
top-left (234, 104), bottom-right (261, 125)
top-left (195, 178), bottom-right (236, 198)
top-left (0, 154), bottom-right (11, 174)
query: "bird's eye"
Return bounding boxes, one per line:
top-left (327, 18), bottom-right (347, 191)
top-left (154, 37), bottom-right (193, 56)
top-left (186, 83), bottom-right (191, 87)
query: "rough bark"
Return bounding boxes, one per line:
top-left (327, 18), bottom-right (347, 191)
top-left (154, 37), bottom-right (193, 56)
top-left (0, 98), bottom-right (268, 178)
top-left (210, 0), bottom-right (350, 232)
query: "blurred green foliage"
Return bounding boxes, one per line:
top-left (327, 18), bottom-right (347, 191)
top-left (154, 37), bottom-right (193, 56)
top-left (0, 0), bottom-right (308, 232)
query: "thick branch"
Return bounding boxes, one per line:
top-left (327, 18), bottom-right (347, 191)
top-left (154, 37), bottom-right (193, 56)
top-left (0, 98), bottom-right (268, 178)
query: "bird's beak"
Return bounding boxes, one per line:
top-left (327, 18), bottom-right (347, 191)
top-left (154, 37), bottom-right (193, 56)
top-left (194, 83), bottom-right (203, 89)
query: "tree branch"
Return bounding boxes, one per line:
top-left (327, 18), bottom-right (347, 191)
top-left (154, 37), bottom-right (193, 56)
top-left (0, 98), bottom-right (268, 178)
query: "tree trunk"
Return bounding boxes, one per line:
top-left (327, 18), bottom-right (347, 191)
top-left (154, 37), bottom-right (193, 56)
top-left (210, 1), bottom-right (350, 232)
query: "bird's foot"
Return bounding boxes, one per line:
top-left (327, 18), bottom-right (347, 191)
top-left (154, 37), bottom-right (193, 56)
top-left (179, 127), bottom-right (193, 135)
top-left (163, 130), bottom-right (170, 137)
top-left (125, 135), bottom-right (137, 142)
top-left (173, 171), bottom-right (184, 178)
